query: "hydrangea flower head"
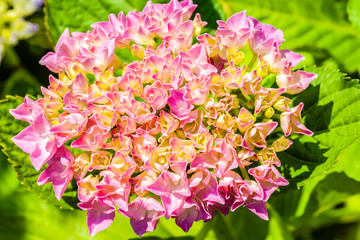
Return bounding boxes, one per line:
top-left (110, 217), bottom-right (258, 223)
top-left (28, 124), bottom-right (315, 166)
top-left (11, 0), bottom-right (316, 236)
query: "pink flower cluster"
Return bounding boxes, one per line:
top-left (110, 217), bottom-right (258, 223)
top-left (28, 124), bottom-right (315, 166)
top-left (10, 0), bottom-right (316, 236)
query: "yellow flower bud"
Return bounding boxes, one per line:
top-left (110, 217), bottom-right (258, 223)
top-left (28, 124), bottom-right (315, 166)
top-left (264, 107), bottom-right (275, 118)
top-left (227, 48), bottom-right (244, 66)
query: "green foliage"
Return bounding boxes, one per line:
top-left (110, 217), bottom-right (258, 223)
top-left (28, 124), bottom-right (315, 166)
top-left (266, 205), bottom-right (294, 240)
top-left (315, 172), bottom-right (360, 215)
top-left (278, 66), bottom-right (360, 190)
top-left (348, 0), bottom-right (360, 31)
top-left (1, 0), bottom-right (360, 239)
top-left (221, 0), bottom-right (360, 73)
top-left (0, 96), bottom-right (78, 210)
top-left (2, 69), bottom-right (41, 98)
top-left (192, 0), bottom-right (226, 29)
top-left (335, 138), bottom-right (360, 182)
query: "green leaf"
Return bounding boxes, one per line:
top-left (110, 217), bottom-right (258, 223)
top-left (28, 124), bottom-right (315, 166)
top-left (212, 214), bottom-right (235, 240)
top-left (0, 95), bottom-right (78, 210)
top-left (115, 48), bottom-right (140, 66)
top-left (293, 179), bottom-right (322, 218)
top-left (193, 0), bottom-right (226, 29)
top-left (0, 149), bottom-right (19, 198)
top-left (266, 205), bottom-right (294, 240)
top-left (348, 0), bottom-right (360, 31)
top-left (335, 137), bottom-right (360, 182)
top-left (194, 216), bottom-right (217, 240)
top-left (220, 0), bottom-right (360, 73)
top-left (314, 172), bottom-right (360, 216)
top-left (269, 189), bottom-right (302, 218)
top-left (225, 207), bottom-right (269, 240)
top-left (1, 68), bottom-right (42, 98)
top-left (318, 193), bottom-right (360, 225)
top-left (290, 193), bottom-right (360, 238)
top-left (277, 66), bottom-right (360, 190)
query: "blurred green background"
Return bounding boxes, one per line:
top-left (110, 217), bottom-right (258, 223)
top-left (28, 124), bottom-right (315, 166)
top-left (1, 0), bottom-right (360, 239)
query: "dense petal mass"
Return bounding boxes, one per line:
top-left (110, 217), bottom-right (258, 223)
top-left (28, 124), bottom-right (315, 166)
top-left (10, 0), bottom-right (315, 236)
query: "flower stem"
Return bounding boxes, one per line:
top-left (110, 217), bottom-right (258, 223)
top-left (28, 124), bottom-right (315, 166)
top-left (246, 54), bottom-right (257, 72)
top-left (240, 167), bottom-right (250, 179)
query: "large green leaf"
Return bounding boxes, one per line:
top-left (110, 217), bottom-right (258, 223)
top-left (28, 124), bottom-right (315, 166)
top-left (314, 172), bottom-right (360, 216)
top-left (277, 66), bottom-right (360, 190)
top-left (335, 137), bottom-right (360, 182)
top-left (0, 95), bottom-right (78, 210)
top-left (348, 0), bottom-right (360, 31)
top-left (220, 0), bottom-right (360, 73)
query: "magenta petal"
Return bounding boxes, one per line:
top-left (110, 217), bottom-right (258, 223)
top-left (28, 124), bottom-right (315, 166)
top-left (120, 197), bottom-right (164, 236)
top-left (12, 125), bottom-right (39, 154)
top-left (87, 203), bottom-right (115, 236)
top-left (12, 121), bottom-right (57, 171)
top-left (161, 193), bottom-right (186, 217)
top-left (146, 162), bottom-right (190, 217)
top-left (31, 140), bottom-right (57, 171)
top-left (280, 49), bottom-right (305, 67)
top-left (7, 2), bottom-right (314, 235)
top-left (52, 177), bottom-right (70, 200)
top-left (9, 96), bottom-right (43, 123)
top-left (39, 52), bottom-right (59, 72)
top-left (37, 163), bottom-right (59, 185)
top-left (249, 164), bottom-right (288, 201)
top-left (174, 205), bottom-right (198, 232)
top-left (72, 73), bottom-right (89, 95)
top-left (245, 200), bottom-right (268, 220)
top-left (168, 88), bottom-right (194, 120)
top-left (130, 218), bottom-right (156, 237)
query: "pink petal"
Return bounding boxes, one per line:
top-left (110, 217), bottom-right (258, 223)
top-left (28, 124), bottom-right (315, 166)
top-left (9, 96), bottom-right (43, 123)
top-left (245, 200), bottom-right (268, 220)
top-left (87, 202), bottom-right (115, 236)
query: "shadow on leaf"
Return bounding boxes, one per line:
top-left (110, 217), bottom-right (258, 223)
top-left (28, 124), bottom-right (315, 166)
top-left (278, 84), bottom-right (334, 192)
